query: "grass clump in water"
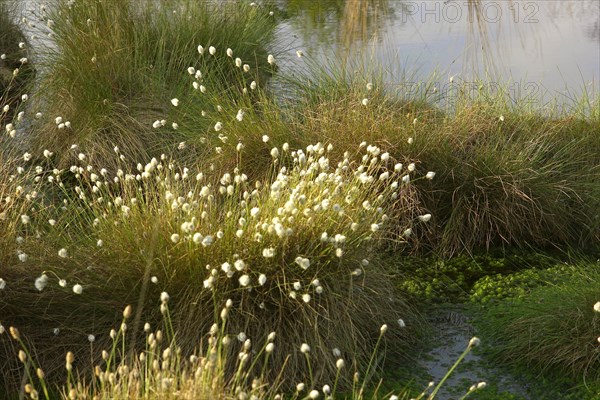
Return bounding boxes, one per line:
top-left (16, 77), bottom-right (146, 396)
top-left (29, 0), bottom-right (277, 170)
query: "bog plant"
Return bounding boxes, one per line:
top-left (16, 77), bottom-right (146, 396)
top-left (29, 0), bottom-right (277, 169)
top-left (0, 0), bottom-right (35, 126)
top-left (4, 298), bottom-right (488, 400)
top-left (279, 61), bottom-right (600, 255)
top-left (0, 137), bottom-right (431, 390)
top-left (394, 251), bottom-right (560, 304)
top-left (478, 263), bottom-right (600, 382)
top-left (470, 263), bottom-right (575, 304)
top-left (2, 1), bottom-right (600, 397)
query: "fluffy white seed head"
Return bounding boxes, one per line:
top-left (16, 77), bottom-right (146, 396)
top-left (300, 343), bottom-right (310, 353)
top-left (418, 214), bottom-right (432, 222)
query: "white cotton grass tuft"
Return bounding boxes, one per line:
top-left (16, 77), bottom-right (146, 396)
top-left (160, 292), bottom-right (170, 303)
top-left (294, 256), bottom-right (310, 270)
top-left (238, 274), bottom-right (250, 287)
top-left (300, 343), bottom-right (310, 353)
top-left (258, 274), bottom-right (267, 286)
top-left (262, 248), bottom-right (275, 258)
top-left (35, 274), bottom-right (48, 291)
top-left (265, 342), bottom-right (275, 353)
top-left (418, 214), bottom-right (432, 222)
top-left (234, 259), bottom-right (246, 272)
top-left (236, 109), bottom-right (245, 122)
top-left (72, 284), bottom-right (83, 295)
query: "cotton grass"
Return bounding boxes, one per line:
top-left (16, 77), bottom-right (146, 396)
top-left (0, 140), bottom-right (424, 389)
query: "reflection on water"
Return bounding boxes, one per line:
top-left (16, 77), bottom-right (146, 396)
top-left (5, 0), bottom-right (600, 103)
top-left (279, 0), bottom-right (600, 99)
top-left (282, 0), bottom-right (393, 54)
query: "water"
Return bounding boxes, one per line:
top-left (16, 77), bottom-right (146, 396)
top-left (276, 0), bottom-right (600, 104)
top-left (7, 0), bottom-right (600, 105)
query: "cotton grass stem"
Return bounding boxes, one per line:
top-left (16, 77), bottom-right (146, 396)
top-left (428, 338), bottom-right (480, 399)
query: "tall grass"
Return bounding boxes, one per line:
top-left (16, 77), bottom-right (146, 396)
top-left (478, 263), bottom-right (600, 382)
top-left (275, 59), bottom-right (600, 255)
top-left (0, 141), bottom-right (427, 391)
top-left (0, 0), bottom-right (35, 126)
top-left (2, 1), bottom-right (599, 396)
top-left (4, 298), bottom-right (488, 400)
top-left (29, 0), bottom-right (277, 170)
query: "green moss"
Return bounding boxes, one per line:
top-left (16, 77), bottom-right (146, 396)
top-left (393, 251), bottom-right (559, 304)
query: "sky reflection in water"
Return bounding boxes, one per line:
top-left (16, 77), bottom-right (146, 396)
top-left (278, 0), bottom-right (599, 102)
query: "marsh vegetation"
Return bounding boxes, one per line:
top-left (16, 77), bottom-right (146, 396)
top-left (0, 1), bottom-right (599, 399)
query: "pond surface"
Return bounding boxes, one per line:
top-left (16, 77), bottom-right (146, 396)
top-left (277, 0), bottom-right (600, 104)
top-left (9, 0), bottom-right (600, 106)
